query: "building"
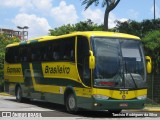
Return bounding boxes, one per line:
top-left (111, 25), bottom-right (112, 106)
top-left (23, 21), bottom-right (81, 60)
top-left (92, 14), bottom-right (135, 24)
top-left (0, 28), bottom-right (28, 41)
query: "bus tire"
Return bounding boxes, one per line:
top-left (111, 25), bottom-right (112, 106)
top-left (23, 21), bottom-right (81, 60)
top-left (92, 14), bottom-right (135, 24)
top-left (16, 86), bottom-right (24, 103)
top-left (65, 94), bottom-right (78, 113)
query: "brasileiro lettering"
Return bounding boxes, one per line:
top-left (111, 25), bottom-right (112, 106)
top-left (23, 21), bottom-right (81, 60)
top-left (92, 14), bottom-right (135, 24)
top-left (7, 67), bottom-right (21, 73)
top-left (45, 65), bottom-right (70, 74)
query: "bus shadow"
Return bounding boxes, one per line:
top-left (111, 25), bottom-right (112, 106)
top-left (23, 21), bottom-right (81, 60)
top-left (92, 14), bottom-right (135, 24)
top-left (5, 98), bottom-right (66, 111)
top-left (5, 98), bottom-right (130, 118)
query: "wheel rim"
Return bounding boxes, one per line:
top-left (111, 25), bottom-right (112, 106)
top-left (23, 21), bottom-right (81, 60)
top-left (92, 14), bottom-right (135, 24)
top-left (17, 88), bottom-right (21, 100)
top-left (68, 95), bottom-right (75, 109)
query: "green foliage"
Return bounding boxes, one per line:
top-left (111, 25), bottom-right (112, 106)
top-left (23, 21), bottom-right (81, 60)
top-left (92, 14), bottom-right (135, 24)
top-left (50, 19), bottom-right (103, 36)
top-left (81, 0), bottom-right (120, 30)
top-left (142, 30), bottom-right (160, 73)
top-left (0, 34), bottom-right (20, 80)
top-left (50, 24), bottom-right (75, 36)
top-left (115, 19), bottom-right (160, 38)
top-left (143, 30), bottom-right (160, 51)
top-left (82, 0), bottom-right (99, 10)
top-left (115, 20), bottom-right (142, 37)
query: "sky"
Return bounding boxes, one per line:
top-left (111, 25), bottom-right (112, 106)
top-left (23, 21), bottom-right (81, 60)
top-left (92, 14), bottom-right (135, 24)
top-left (0, 0), bottom-right (160, 39)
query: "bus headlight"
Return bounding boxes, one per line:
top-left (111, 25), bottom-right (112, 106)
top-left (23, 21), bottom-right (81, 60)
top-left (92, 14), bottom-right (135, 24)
top-left (93, 94), bottom-right (109, 100)
top-left (137, 95), bottom-right (147, 100)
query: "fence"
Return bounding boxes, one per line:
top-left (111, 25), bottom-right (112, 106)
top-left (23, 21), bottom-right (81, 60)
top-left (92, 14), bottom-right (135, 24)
top-left (147, 74), bottom-right (160, 104)
top-left (0, 76), bottom-right (4, 92)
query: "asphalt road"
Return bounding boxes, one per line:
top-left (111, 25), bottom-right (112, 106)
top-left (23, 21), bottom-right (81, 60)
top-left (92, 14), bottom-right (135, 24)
top-left (0, 95), bottom-right (160, 120)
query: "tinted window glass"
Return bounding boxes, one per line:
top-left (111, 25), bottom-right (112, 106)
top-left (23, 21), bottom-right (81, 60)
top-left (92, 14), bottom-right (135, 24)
top-left (77, 36), bottom-right (91, 86)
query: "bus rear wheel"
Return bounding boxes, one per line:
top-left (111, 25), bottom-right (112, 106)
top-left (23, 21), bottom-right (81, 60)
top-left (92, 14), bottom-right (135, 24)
top-left (65, 94), bottom-right (78, 113)
top-left (16, 86), bottom-right (23, 102)
top-left (16, 86), bottom-right (30, 103)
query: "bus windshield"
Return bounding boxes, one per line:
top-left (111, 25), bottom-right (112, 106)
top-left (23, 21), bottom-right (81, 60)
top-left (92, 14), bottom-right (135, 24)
top-left (92, 37), bottom-right (147, 89)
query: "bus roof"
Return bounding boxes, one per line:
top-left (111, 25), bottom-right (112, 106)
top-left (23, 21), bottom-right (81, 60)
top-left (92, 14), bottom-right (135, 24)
top-left (6, 31), bottom-right (140, 48)
top-left (71, 31), bottom-right (140, 39)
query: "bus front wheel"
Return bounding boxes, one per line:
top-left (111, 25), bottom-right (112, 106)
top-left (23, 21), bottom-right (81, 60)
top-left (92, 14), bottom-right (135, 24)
top-left (65, 94), bottom-right (78, 113)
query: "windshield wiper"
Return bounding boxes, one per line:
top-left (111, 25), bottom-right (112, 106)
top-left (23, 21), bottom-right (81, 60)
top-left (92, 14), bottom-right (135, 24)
top-left (117, 57), bottom-right (124, 86)
top-left (124, 61), bottom-right (138, 88)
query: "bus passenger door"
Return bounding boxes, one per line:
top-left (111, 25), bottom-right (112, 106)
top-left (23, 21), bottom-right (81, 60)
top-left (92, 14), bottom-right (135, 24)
top-left (76, 36), bottom-right (92, 109)
top-left (77, 36), bottom-right (91, 87)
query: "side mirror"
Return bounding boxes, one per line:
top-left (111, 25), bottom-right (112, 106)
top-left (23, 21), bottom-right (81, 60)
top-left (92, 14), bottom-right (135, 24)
top-left (145, 56), bottom-right (152, 74)
top-left (89, 50), bottom-right (95, 69)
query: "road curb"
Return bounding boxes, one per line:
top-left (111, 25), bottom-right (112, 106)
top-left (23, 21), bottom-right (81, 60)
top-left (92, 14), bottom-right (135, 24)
top-left (143, 107), bottom-right (160, 112)
top-left (127, 108), bottom-right (160, 112)
top-left (0, 92), bottom-right (11, 96)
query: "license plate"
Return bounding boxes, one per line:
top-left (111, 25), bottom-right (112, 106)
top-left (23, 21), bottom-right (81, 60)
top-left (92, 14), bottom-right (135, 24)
top-left (120, 103), bottom-right (128, 107)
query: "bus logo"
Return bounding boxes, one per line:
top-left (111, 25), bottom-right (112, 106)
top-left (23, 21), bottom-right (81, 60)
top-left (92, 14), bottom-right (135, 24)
top-left (45, 65), bottom-right (70, 74)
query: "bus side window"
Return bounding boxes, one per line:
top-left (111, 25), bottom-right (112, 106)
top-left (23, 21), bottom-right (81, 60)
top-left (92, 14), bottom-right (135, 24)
top-left (5, 47), bottom-right (15, 63)
top-left (19, 47), bottom-right (24, 62)
top-left (14, 56), bottom-right (18, 63)
top-left (43, 52), bottom-right (48, 61)
top-left (53, 51), bottom-right (59, 60)
top-left (63, 40), bottom-right (74, 61)
top-left (51, 37), bottom-right (75, 62)
top-left (31, 53), bottom-right (35, 61)
top-left (5, 48), bottom-right (9, 63)
top-left (77, 36), bottom-right (91, 86)
top-left (5, 47), bottom-right (19, 63)
top-left (66, 37), bottom-right (75, 62)
top-left (70, 49), bottom-right (74, 61)
top-left (27, 46), bottom-right (31, 62)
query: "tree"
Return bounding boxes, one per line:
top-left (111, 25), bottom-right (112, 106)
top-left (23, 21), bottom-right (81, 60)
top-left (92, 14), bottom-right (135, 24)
top-left (49, 24), bottom-right (75, 36)
top-left (142, 30), bottom-right (160, 73)
top-left (0, 34), bottom-right (20, 91)
top-left (115, 19), bottom-right (160, 38)
top-left (115, 20), bottom-right (142, 37)
top-left (81, 0), bottom-right (120, 30)
top-left (50, 19), bottom-right (103, 36)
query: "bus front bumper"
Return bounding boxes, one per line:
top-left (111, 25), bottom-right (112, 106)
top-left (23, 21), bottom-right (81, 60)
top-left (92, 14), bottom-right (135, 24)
top-left (92, 99), bottom-right (145, 110)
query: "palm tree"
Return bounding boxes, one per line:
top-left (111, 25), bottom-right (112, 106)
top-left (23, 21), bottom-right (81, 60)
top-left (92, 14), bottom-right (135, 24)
top-left (82, 0), bottom-right (120, 30)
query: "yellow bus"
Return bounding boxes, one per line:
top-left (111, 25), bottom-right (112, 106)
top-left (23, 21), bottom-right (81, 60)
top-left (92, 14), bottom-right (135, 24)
top-left (4, 31), bottom-right (151, 113)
